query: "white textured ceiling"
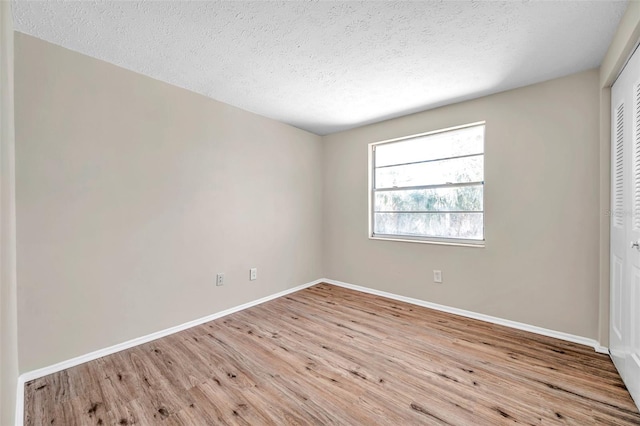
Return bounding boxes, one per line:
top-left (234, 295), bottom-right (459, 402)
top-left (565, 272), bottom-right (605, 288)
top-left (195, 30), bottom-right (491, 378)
top-left (13, 1), bottom-right (627, 135)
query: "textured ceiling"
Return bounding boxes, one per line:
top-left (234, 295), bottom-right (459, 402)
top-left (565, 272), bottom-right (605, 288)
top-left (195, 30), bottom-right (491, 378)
top-left (13, 1), bottom-right (627, 135)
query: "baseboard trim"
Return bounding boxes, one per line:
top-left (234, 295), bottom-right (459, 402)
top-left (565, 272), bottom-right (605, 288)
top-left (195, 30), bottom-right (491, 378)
top-left (15, 277), bottom-right (610, 425)
top-left (322, 278), bottom-right (608, 354)
top-left (15, 377), bottom-right (24, 426)
top-left (14, 278), bottom-right (323, 426)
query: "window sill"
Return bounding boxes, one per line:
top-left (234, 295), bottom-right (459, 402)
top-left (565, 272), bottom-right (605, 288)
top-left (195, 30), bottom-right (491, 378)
top-left (369, 235), bottom-right (485, 248)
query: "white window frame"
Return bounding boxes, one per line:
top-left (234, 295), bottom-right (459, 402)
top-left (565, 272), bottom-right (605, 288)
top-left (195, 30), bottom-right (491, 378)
top-left (368, 121), bottom-right (486, 247)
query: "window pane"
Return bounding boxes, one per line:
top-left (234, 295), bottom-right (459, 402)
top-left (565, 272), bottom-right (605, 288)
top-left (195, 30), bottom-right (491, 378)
top-left (375, 125), bottom-right (484, 167)
top-left (374, 212), bottom-right (483, 240)
top-left (375, 155), bottom-right (483, 189)
top-left (374, 186), bottom-right (483, 212)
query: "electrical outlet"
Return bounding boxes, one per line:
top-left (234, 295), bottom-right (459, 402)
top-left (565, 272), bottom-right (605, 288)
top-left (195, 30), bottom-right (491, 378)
top-left (216, 273), bottom-right (225, 286)
top-left (250, 268), bottom-right (257, 281)
top-left (433, 270), bottom-right (442, 283)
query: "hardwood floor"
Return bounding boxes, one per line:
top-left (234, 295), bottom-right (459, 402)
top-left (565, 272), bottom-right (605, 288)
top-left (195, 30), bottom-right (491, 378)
top-left (24, 283), bottom-right (640, 425)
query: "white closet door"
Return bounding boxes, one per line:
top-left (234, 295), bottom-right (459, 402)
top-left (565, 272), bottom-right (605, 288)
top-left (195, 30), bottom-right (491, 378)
top-left (611, 44), bottom-right (640, 410)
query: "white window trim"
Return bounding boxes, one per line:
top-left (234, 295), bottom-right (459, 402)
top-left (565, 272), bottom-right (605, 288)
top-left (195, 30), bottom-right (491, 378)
top-left (368, 121), bottom-right (486, 248)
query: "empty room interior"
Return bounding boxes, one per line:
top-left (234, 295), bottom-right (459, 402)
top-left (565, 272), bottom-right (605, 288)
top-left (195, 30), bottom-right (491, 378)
top-left (4, 0), bottom-right (640, 424)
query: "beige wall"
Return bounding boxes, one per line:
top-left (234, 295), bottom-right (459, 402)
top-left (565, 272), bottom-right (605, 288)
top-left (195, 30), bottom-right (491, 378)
top-left (323, 69), bottom-right (601, 339)
top-left (14, 33), bottom-right (323, 372)
top-left (12, 26), bottom-right (617, 378)
top-left (1, 3), bottom-right (19, 425)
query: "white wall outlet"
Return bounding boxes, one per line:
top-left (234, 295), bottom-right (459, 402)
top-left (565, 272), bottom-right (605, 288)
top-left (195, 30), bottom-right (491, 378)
top-left (250, 268), bottom-right (257, 281)
top-left (433, 270), bottom-right (442, 283)
top-left (216, 273), bottom-right (225, 286)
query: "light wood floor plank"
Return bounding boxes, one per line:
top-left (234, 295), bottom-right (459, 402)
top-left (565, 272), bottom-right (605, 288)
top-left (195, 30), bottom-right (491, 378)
top-left (24, 283), bottom-right (640, 425)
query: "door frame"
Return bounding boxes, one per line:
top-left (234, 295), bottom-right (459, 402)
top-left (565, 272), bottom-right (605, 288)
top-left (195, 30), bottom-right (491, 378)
top-left (601, 4), bottom-right (640, 351)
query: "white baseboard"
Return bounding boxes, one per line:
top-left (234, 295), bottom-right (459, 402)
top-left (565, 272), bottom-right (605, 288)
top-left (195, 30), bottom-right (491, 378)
top-left (15, 277), bottom-right (610, 425)
top-left (14, 278), bottom-right (323, 426)
top-left (322, 278), bottom-right (609, 354)
top-left (15, 377), bottom-right (24, 426)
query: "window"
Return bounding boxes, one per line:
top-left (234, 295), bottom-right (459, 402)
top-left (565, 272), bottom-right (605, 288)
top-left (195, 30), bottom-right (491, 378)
top-left (369, 122), bottom-right (485, 245)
